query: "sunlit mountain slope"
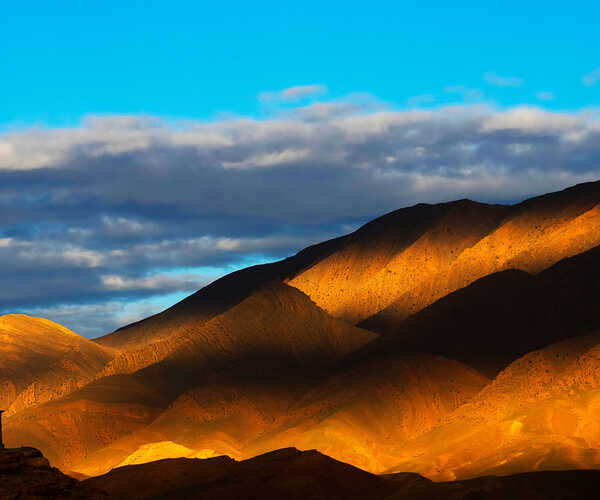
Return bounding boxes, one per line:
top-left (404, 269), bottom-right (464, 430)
top-left (73, 352), bottom-right (487, 476)
top-left (243, 354), bottom-right (488, 473)
top-left (5, 283), bottom-right (376, 473)
top-left (289, 181), bottom-right (600, 329)
top-left (388, 331), bottom-right (600, 480)
top-left (362, 243), bottom-right (600, 376)
top-left (0, 314), bottom-right (115, 415)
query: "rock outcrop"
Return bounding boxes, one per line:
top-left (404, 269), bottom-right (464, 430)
top-left (0, 446), bottom-right (102, 499)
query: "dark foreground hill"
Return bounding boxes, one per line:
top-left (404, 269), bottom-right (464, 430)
top-left (3, 446), bottom-right (600, 500)
top-left (82, 447), bottom-right (600, 500)
top-left (0, 447), bottom-right (104, 499)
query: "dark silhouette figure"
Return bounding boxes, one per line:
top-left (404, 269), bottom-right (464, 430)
top-left (0, 410), bottom-right (4, 448)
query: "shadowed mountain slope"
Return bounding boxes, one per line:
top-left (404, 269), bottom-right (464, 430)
top-left (296, 179), bottom-right (599, 330)
top-left (96, 235), bottom-right (352, 352)
top-left (358, 181), bottom-right (600, 333)
top-left (243, 354), bottom-right (488, 473)
top-left (98, 281), bottom-right (377, 377)
top-left (387, 331), bottom-right (600, 480)
top-left (359, 244), bottom-right (600, 376)
top-left (0, 314), bottom-right (116, 415)
top-left (289, 199), bottom-right (511, 324)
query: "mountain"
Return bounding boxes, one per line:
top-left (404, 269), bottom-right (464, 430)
top-left (242, 354), bottom-right (487, 473)
top-left (292, 181), bottom-right (600, 329)
top-left (0, 314), bottom-right (115, 414)
top-left (361, 243), bottom-right (600, 376)
top-left (71, 352), bottom-right (487, 476)
top-left (356, 182), bottom-right (600, 333)
top-left (4, 283), bottom-right (377, 474)
top-left (95, 236), bottom-right (352, 352)
top-left (387, 331), bottom-right (600, 480)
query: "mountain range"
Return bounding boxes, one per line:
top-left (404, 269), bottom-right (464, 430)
top-left (2, 180), bottom-right (600, 495)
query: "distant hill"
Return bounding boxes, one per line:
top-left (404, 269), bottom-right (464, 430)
top-left (0, 314), bottom-right (115, 414)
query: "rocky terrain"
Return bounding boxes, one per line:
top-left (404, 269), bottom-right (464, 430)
top-left (0, 446), bottom-right (103, 499)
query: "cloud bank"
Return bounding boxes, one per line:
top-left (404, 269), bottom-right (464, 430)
top-left (2, 99), bottom-right (600, 336)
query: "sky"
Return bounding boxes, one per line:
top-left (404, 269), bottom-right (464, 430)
top-left (1, 1), bottom-right (600, 336)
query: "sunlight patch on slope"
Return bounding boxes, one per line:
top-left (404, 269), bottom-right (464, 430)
top-left (116, 441), bottom-right (199, 467)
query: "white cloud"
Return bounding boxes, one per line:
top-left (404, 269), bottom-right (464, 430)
top-left (101, 216), bottom-right (162, 237)
top-left (221, 149), bottom-right (311, 169)
top-left (281, 84), bottom-right (328, 101)
top-left (62, 248), bottom-right (104, 268)
top-left (258, 84), bottom-right (328, 102)
top-left (481, 107), bottom-right (581, 133)
top-left (484, 71), bottom-right (524, 87)
top-left (100, 273), bottom-right (210, 291)
top-left (583, 68), bottom-right (600, 87)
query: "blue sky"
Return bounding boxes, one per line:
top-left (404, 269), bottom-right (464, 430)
top-left (1, 1), bottom-right (599, 336)
top-left (2, 0), bottom-right (599, 128)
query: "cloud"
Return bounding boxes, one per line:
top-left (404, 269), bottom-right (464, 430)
top-left (21, 294), bottom-right (193, 338)
top-left (536, 91), bottom-right (555, 101)
top-left (2, 101), bottom-right (600, 337)
top-left (258, 84), bottom-right (328, 102)
top-left (484, 71), bottom-right (524, 87)
top-left (100, 272), bottom-right (211, 291)
top-left (582, 68), bottom-right (600, 87)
